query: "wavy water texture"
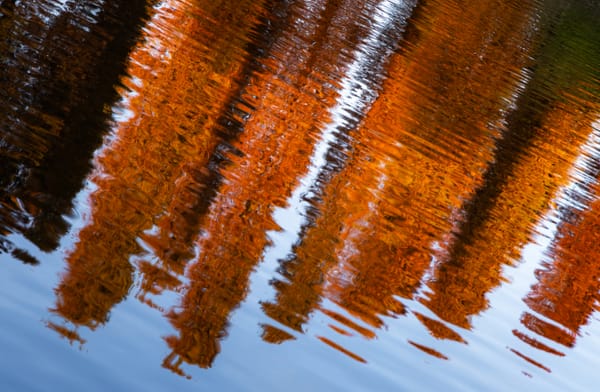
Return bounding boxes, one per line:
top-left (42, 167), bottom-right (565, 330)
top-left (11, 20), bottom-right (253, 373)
top-left (1, 0), bottom-right (600, 390)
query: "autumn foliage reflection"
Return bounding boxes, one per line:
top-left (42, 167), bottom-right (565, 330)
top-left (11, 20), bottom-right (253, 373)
top-left (0, 0), bottom-right (149, 262)
top-left (263, 0), bottom-right (541, 351)
top-left (162, 0), bottom-right (379, 370)
top-left (512, 106), bottom-right (600, 368)
top-left (327, 0), bottom-right (539, 341)
top-left (45, 0), bottom-right (600, 378)
top-left (420, 0), bottom-right (600, 340)
top-left (524, 192), bottom-right (600, 345)
top-left (52, 0), bottom-right (270, 339)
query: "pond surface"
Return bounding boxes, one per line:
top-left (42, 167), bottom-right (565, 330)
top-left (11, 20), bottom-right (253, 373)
top-left (1, 0), bottom-right (600, 390)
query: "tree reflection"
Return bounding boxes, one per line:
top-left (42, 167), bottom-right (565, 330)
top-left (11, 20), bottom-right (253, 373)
top-left (263, 0), bottom-right (541, 356)
top-left (0, 0), bottom-right (150, 260)
top-left (422, 0), bottom-right (600, 336)
top-left (51, 0), bottom-right (271, 339)
top-left (329, 0), bottom-right (539, 343)
top-left (37, 0), bottom-right (600, 378)
top-left (162, 0), bottom-right (372, 372)
top-left (514, 110), bottom-right (600, 369)
top-left (260, 0), bottom-right (415, 342)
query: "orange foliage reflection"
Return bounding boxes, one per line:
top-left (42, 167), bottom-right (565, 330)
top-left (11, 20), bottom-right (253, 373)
top-left (516, 112), bottom-right (600, 359)
top-left (162, 0), bottom-right (379, 371)
top-left (420, 20), bottom-right (599, 334)
top-left (44, 0), bottom-right (600, 377)
top-left (327, 0), bottom-right (540, 346)
top-left (0, 0), bottom-right (150, 261)
top-left (52, 0), bottom-right (268, 334)
top-left (259, 0), bottom-right (415, 342)
top-left (261, 0), bottom-right (540, 352)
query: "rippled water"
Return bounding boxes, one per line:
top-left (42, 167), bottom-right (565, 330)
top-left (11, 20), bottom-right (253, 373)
top-left (1, 0), bottom-right (600, 390)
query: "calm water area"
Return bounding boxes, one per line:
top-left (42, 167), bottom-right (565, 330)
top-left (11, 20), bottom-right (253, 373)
top-left (1, 0), bottom-right (600, 390)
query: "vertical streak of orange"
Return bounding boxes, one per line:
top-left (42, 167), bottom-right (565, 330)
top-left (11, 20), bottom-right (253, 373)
top-left (518, 112), bottom-right (600, 349)
top-left (161, 0), bottom-right (397, 372)
top-left (424, 103), bottom-right (600, 333)
top-left (52, 0), bottom-right (267, 330)
top-left (320, 0), bottom-right (537, 339)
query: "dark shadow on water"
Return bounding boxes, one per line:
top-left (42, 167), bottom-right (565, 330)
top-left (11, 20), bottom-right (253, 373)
top-left (0, 0), bottom-right (153, 258)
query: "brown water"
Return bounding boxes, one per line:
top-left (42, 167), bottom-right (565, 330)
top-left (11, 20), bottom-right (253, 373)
top-left (1, 0), bottom-right (600, 390)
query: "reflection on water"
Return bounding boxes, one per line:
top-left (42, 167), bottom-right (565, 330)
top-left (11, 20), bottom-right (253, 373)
top-left (0, 0), bottom-right (150, 258)
top-left (52, 0), bottom-right (274, 344)
top-left (1, 0), bottom-right (600, 390)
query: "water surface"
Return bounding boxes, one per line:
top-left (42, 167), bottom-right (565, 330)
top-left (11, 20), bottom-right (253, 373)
top-left (1, 0), bottom-right (600, 390)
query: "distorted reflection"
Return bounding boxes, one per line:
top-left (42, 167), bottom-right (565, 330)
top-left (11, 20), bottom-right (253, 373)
top-left (319, 0), bottom-right (539, 349)
top-left (1, 0), bottom-right (599, 387)
top-left (164, 0), bottom-right (419, 372)
top-left (260, 0), bottom-right (416, 348)
top-left (47, 0), bottom-right (600, 371)
top-left (0, 0), bottom-right (149, 262)
top-left (51, 0), bottom-right (274, 356)
top-left (421, 0), bottom-right (600, 334)
top-left (513, 115), bottom-right (600, 370)
top-left (504, 1), bottom-right (600, 371)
